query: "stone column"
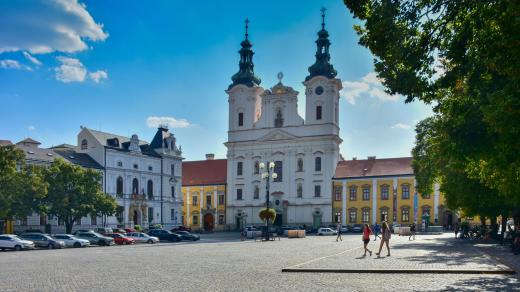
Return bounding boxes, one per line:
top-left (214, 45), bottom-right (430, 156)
top-left (433, 182), bottom-right (440, 224)
top-left (372, 178), bottom-right (377, 224)
top-left (341, 180), bottom-right (347, 225)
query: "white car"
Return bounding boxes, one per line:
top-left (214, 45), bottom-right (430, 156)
top-left (317, 228), bottom-right (337, 236)
top-left (126, 232), bottom-right (159, 244)
top-left (52, 234), bottom-right (91, 248)
top-left (0, 234), bottom-right (35, 251)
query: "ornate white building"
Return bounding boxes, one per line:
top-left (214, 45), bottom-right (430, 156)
top-left (77, 126), bottom-right (183, 229)
top-left (226, 14), bottom-right (342, 229)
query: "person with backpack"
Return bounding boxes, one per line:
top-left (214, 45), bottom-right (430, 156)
top-left (362, 223), bottom-right (373, 256)
top-left (373, 223), bottom-right (381, 241)
top-left (376, 221), bottom-right (391, 257)
top-left (409, 223), bottom-right (416, 240)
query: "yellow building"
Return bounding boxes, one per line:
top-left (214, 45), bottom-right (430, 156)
top-left (182, 155), bottom-right (227, 231)
top-left (332, 157), bottom-right (455, 227)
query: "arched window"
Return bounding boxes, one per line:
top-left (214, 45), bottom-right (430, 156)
top-left (275, 108), bottom-right (284, 128)
top-left (254, 185), bottom-right (260, 199)
top-left (81, 139), bottom-right (88, 150)
top-left (254, 161), bottom-right (259, 174)
top-left (314, 157), bottom-right (322, 172)
top-left (116, 176), bottom-right (123, 195)
top-left (132, 178), bottom-right (139, 194)
top-left (238, 112), bottom-right (244, 127)
top-left (297, 183), bottom-right (303, 198)
top-left (297, 158), bottom-right (303, 172)
top-left (171, 186), bottom-right (175, 198)
top-left (147, 180), bottom-right (153, 199)
top-left (316, 105), bottom-right (322, 120)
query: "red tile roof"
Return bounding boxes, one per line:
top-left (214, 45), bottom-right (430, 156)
top-left (182, 159), bottom-right (227, 186)
top-left (334, 157), bottom-right (413, 179)
top-left (0, 140), bottom-right (13, 146)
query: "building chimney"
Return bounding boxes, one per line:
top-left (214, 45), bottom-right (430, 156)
top-left (205, 153), bottom-right (215, 160)
top-left (352, 157), bottom-right (357, 161)
top-left (367, 156), bottom-right (376, 160)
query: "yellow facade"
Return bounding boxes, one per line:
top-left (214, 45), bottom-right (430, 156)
top-left (181, 185), bottom-right (226, 231)
top-left (332, 176), bottom-right (449, 227)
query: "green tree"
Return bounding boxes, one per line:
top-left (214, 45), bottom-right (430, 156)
top-left (44, 158), bottom-right (112, 234)
top-left (0, 146), bottom-right (47, 222)
top-left (344, 0), bottom-right (520, 224)
top-left (92, 192), bottom-right (117, 227)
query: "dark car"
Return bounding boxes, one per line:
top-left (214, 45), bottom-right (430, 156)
top-left (94, 227), bottom-right (113, 235)
top-left (19, 233), bottom-right (65, 249)
top-left (351, 224), bottom-right (364, 233)
top-left (148, 229), bottom-right (181, 242)
top-left (170, 226), bottom-right (192, 233)
top-left (173, 231), bottom-right (200, 241)
top-left (75, 232), bottom-right (114, 246)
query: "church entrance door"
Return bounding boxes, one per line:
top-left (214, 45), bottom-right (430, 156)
top-left (204, 214), bottom-right (214, 231)
top-left (273, 213), bottom-right (282, 226)
top-left (133, 210), bottom-right (139, 225)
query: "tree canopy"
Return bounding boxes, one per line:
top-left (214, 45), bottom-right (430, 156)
top-left (344, 0), bottom-right (520, 218)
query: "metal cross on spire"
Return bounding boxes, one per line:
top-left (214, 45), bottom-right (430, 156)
top-left (320, 7), bottom-right (326, 30)
top-left (245, 18), bottom-right (249, 39)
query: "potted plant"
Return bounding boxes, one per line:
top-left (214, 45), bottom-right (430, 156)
top-left (259, 208), bottom-right (276, 223)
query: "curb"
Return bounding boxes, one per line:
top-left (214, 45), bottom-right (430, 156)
top-left (281, 268), bottom-right (516, 274)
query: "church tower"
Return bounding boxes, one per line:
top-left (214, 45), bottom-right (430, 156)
top-left (304, 8), bottom-right (342, 134)
top-left (226, 19), bottom-right (264, 132)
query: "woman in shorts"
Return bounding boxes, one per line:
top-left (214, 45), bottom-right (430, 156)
top-left (362, 223), bottom-right (373, 256)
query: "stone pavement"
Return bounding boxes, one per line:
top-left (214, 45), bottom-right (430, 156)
top-left (283, 233), bottom-right (513, 274)
top-left (0, 232), bottom-right (519, 291)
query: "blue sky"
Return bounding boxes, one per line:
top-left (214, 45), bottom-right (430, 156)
top-left (0, 0), bottom-right (432, 161)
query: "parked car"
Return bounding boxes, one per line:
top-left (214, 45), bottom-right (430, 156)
top-left (340, 225), bottom-right (349, 233)
top-left (73, 229), bottom-right (95, 235)
top-left (126, 232), bottom-right (159, 244)
top-left (173, 231), bottom-right (200, 241)
top-left (112, 228), bottom-right (127, 234)
top-left (148, 229), bottom-right (181, 242)
top-left (52, 234), bottom-right (90, 248)
top-left (351, 224), bottom-right (363, 233)
top-left (106, 233), bottom-right (135, 245)
top-left (0, 234), bottom-right (35, 251)
top-left (75, 232), bottom-right (114, 246)
top-left (170, 226), bottom-right (192, 233)
top-left (23, 229), bottom-right (43, 233)
top-left (277, 226), bottom-right (298, 236)
top-left (124, 228), bottom-right (137, 233)
top-left (19, 233), bottom-right (65, 249)
top-left (94, 227), bottom-right (113, 235)
top-left (317, 228), bottom-right (337, 236)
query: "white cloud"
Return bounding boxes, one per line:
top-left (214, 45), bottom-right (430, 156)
top-left (89, 70), bottom-right (107, 83)
top-left (27, 125), bottom-right (36, 131)
top-left (146, 116), bottom-right (191, 129)
top-left (54, 56), bottom-right (87, 83)
top-left (0, 59), bottom-right (32, 70)
top-left (0, 0), bottom-right (108, 54)
top-left (23, 51), bottom-right (42, 66)
top-left (391, 123), bottom-right (411, 129)
top-left (340, 72), bottom-right (400, 104)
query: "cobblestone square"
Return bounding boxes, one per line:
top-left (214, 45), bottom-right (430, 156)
top-left (0, 233), bottom-right (519, 291)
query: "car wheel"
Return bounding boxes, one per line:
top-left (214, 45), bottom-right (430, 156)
top-left (47, 243), bottom-right (54, 249)
top-left (99, 240), bottom-right (105, 246)
top-left (123, 241), bottom-right (127, 245)
top-left (1, 248), bottom-right (4, 251)
top-left (14, 245), bottom-right (22, 251)
top-left (73, 242), bottom-right (81, 248)
top-left (147, 239), bottom-right (153, 244)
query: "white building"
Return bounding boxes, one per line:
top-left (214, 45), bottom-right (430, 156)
top-left (226, 14), bottom-right (342, 229)
top-left (77, 126), bottom-right (183, 229)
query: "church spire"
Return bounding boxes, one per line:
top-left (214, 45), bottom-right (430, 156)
top-left (305, 7), bottom-right (337, 81)
top-left (229, 18), bottom-right (261, 89)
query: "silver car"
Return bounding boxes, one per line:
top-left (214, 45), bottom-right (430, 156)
top-left (0, 234), bottom-right (35, 251)
top-left (126, 232), bottom-right (159, 244)
top-left (52, 234), bottom-right (91, 248)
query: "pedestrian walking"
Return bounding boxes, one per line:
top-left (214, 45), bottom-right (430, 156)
top-left (409, 223), bottom-right (416, 240)
top-left (336, 223), bottom-right (343, 242)
top-left (454, 224), bottom-right (459, 239)
top-left (375, 221), bottom-right (391, 257)
top-left (373, 223), bottom-right (381, 241)
top-left (362, 223), bottom-right (372, 256)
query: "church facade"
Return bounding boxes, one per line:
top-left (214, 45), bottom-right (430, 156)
top-left (225, 15), bottom-right (342, 229)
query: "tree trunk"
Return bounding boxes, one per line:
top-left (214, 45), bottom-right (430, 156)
top-left (490, 216), bottom-right (498, 239)
top-left (513, 209), bottom-right (520, 233)
top-left (500, 213), bottom-right (508, 244)
top-left (480, 216), bottom-right (486, 227)
top-left (65, 217), bottom-right (75, 234)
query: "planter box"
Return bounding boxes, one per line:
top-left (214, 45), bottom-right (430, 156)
top-left (287, 230), bottom-right (306, 238)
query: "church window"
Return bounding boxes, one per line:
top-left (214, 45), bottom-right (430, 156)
top-left (315, 157), bottom-right (322, 172)
top-left (171, 186), bottom-right (175, 198)
top-left (275, 109), bottom-right (284, 128)
top-left (402, 184), bottom-right (410, 199)
top-left (349, 209), bottom-right (357, 223)
top-left (362, 185), bottom-right (370, 200)
top-left (237, 161), bottom-right (243, 176)
top-left (238, 112), bottom-right (244, 127)
top-left (132, 178), bottom-right (139, 194)
top-left (273, 161), bottom-right (282, 182)
top-left (314, 185), bottom-right (321, 197)
top-left (401, 208), bottom-right (410, 222)
top-left (380, 208), bottom-right (389, 222)
top-left (334, 185), bottom-right (342, 201)
top-left (116, 176), bottom-right (123, 196)
top-left (254, 161), bottom-right (259, 174)
top-left (254, 185), bottom-right (260, 199)
top-left (81, 139), bottom-right (88, 150)
top-left (297, 183), bottom-right (303, 198)
top-left (316, 106), bottom-right (322, 120)
top-left (192, 195), bottom-right (198, 206)
top-left (297, 158), bottom-right (303, 172)
top-left (147, 180), bottom-right (153, 200)
top-left (362, 208), bottom-right (370, 223)
top-left (117, 161), bottom-right (123, 167)
top-left (236, 189), bottom-right (243, 200)
top-left (218, 194), bottom-right (225, 205)
top-left (334, 212), bottom-right (341, 223)
top-left (193, 215), bottom-right (198, 225)
top-left (206, 194), bottom-right (212, 207)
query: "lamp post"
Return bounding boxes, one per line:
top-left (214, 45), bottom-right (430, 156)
top-left (259, 161), bottom-right (278, 241)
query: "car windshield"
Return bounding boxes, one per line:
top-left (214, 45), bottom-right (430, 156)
top-left (10, 235), bottom-right (22, 240)
top-left (176, 231), bottom-right (188, 235)
top-left (53, 235), bottom-right (68, 239)
top-left (91, 232), bottom-right (103, 237)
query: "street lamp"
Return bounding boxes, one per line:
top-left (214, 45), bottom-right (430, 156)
top-left (259, 161), bottom-right (277, 241)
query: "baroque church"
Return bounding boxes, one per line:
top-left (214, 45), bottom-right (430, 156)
top-left (225, 13), bottom-right (342, 229)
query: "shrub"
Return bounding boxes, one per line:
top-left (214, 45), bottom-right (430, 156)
top-left (259, 208), bottom-right (276, 222)
top-left (134, 224), bottom-right (142, 231)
